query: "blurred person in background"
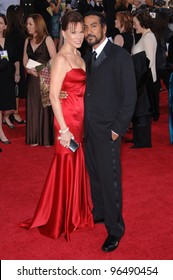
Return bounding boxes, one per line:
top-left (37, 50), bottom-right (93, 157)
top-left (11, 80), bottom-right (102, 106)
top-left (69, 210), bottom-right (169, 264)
top-left (114, 10), bottom-right (134, 53)
top-left (6, 5), bottom-right (26, 124)
top-left (131, 10), bottom-right (157, 148)
top-left (47, 0), bottom-right (62, 50)
top-left (0, 13), bottom-right (20, 143)
top-left (89, 0), bottom-right (104, 12)
top-left (152, 12), bottom-right (173, 121)
top-left (23, 13), bottom-right (56, 146)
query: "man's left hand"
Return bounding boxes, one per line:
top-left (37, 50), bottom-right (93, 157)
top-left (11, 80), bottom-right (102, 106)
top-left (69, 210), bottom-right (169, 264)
top-left (112, 132), bottom-right (119, 141)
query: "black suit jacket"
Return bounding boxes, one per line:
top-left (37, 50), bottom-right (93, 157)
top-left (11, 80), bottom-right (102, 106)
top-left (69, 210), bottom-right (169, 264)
top-left (84, 40), bottom-right (137, 140)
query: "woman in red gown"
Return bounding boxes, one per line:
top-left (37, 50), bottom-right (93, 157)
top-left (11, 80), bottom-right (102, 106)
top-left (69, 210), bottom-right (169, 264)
top-left (20, 11), bottom-right (94, 241)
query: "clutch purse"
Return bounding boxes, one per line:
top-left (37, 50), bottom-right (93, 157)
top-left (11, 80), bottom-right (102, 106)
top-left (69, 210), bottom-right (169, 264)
top-left (36, 62), bottom-right (51, 108)
top-left (26, 59), bottom-right (41, 69)
top-left (15, 83), bottom-right (19, 97)
top-left (68, 139), bottom-right (79, 152)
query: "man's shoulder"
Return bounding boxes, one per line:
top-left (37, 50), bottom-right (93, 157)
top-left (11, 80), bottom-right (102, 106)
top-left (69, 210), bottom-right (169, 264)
top-left (109, 42), bottom-right (131, 58)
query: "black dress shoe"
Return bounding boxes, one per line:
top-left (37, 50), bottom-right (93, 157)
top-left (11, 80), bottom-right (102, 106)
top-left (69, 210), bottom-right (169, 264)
top-left (102, 235), bottom-right (119, 252)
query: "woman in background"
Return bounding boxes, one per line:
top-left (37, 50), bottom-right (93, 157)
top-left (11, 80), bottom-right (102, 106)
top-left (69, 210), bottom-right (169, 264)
top-left (131, 10), bottom-right (157, 148)
top-left (23, 13), bottom-right (56, 146)
top-left (48, 0), bottom-right (62, 50)
top-left (114, 10), bottom-right (133, 53)
top-left (152, 12), bottom-right (173, 121)
top-left (0, 13), bottom-right (20, 143)
top-left (6, 5), bottom-right (26, 124)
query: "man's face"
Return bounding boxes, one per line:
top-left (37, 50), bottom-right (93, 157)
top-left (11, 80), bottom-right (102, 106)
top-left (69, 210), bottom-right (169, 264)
top-left (84, 15), bottom-right (106, 48)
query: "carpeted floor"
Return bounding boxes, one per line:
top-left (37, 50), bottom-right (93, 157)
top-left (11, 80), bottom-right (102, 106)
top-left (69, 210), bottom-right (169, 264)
top-left (0, 91), bottom-right (173, 260)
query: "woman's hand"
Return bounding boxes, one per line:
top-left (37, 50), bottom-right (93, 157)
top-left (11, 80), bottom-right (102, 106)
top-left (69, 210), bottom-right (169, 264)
top-left (14, 73), bottom-right (20, 83)
top-left (27, 67), bottom-right (38, 77)
top-left (58, 130), bottom-right (74, 148)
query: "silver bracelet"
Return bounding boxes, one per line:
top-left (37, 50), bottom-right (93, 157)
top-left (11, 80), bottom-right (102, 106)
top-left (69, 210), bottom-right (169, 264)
top-left (59, 127), bottom-right (69, 134)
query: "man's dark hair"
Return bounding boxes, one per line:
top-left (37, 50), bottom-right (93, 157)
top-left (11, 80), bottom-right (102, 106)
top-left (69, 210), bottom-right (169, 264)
top-left (84, 10), bottom-right (106, 27)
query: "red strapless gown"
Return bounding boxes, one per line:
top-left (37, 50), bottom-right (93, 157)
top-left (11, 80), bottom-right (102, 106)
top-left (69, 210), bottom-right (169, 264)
top-left (19, 69), bottom-right (94, 240)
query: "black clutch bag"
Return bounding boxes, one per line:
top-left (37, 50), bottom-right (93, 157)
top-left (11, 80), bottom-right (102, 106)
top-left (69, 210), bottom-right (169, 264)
top-left (68, 139), bottom-right (79, 152)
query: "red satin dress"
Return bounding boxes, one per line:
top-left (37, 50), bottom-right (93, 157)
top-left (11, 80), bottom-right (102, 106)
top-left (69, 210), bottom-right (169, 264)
top-left (20, 68), bottom-right (94, 241)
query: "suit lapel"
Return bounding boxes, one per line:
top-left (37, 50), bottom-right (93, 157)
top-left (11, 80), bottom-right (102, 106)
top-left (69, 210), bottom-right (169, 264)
top-left (87, 40), bottom-right (113, 74)
top-left (94, 50), bottom-right (107, 68)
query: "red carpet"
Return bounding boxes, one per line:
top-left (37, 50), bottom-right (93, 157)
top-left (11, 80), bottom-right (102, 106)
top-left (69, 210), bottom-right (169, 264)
top-left (0, 92), bottom-right (173, 260)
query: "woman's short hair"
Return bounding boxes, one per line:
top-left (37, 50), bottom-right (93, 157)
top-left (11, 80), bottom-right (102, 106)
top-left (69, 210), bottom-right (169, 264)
top-left (116, 11), bottom-right (133, 32)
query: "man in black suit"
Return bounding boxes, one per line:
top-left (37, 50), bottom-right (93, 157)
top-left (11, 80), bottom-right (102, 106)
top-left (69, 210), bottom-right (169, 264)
top-left (83, 10), bottom-right (137, 252)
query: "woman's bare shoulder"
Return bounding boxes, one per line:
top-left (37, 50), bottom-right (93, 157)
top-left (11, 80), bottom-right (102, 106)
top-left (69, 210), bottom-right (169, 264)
top-left (53, 52), bottom-right (67, 63)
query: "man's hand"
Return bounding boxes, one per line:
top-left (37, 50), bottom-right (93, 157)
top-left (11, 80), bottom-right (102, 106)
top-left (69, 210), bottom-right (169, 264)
top-left (59, 91), bottom-right (68, 99)
top-left (112, 131), bottom-right (119, 141)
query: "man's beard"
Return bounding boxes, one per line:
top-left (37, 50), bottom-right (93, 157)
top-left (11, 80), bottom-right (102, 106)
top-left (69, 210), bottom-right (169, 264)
top-left (85, 33), bottom-right (104, 47)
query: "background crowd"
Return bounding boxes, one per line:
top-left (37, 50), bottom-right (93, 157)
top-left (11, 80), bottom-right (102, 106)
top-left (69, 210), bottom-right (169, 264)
top-left (1, 0), bottom-right (173, 151)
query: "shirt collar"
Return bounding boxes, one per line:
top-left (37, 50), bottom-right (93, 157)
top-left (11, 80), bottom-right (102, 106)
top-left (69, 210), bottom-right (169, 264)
top-left (93, 38), bottom-right (108, 58)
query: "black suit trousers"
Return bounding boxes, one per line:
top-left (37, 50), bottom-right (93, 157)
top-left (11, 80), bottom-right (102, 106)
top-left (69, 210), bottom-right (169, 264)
top-left (85, 126), bottom-right (125, 238)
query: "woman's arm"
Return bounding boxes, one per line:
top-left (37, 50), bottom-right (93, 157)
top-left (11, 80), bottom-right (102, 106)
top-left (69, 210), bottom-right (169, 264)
top-left (143, 33), bottom-right (157, 82)
top-left (50, 54), bottom-right (74, 147)
top-left (45, 36), bottom-right (57, 59)
top-left (54, 0), bottom-right (62, 13)
top-left (14, 61), bottom-right (20, 83)
top-left (114, 34), bottom-right (124, 47)
top-left (23, 38), bottom-right (38, 77)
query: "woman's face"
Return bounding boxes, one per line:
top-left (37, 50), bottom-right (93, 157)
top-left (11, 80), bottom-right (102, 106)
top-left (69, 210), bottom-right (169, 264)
top-left (133, 16), bottom-right (143, 34)
top-left (62, 22), bottom-right (84, 49)
top-left (115, 17), bottom-right (121, 30)
top-left (0, 16), bottom-right (6, 36)
top-left (26, 17), bottom-right (36, 35)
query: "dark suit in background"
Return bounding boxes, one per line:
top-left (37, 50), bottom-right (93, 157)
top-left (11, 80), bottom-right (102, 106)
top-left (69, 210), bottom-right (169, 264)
top-left (84, 11), bottom-right (137, 252)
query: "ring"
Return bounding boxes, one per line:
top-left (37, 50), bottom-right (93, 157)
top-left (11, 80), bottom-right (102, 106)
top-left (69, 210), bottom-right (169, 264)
top-left (71, 136), bottom-right (74, 140)
top-left (58, 136), bottom-right (61, 140)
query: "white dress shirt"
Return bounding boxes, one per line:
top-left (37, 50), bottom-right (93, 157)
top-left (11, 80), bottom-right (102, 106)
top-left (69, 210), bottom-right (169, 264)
top-left (93, 37), bottom-right (108, 58)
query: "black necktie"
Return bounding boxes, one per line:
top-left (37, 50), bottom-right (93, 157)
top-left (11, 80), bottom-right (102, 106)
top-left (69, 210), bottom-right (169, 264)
top-left (90, 51), bottom-right (97, 72)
